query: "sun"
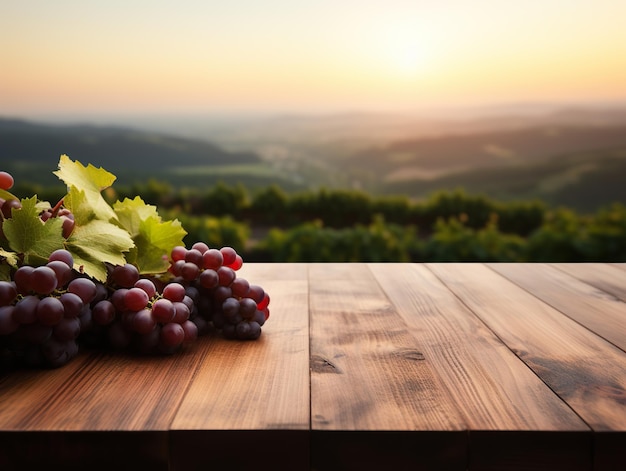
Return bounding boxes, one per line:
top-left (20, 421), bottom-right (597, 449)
top-left (377, 27), bottom-right (433, 79)
top-left (387, 42), bottom-right (430, 77)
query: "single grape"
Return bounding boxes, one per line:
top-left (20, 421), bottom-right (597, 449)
top-left (48, 249), bottom-right (74, 268)
top-left (217, 266), bottom-right (236, 287)
top-left (252, 309), bottom-right (267, 326)
top-left (231, 277), bottom-right (250, 298)
top-left (60, 216), bottom-right (75, 238)
top-left (184, 248), bottom-right (203, 268)
top-left (172, 301), bottom-right (190, 324)
top-left (111, 263), bottom-right (140, 288)
top-left (170, 245), bottom-right (187, 262)
top-left (247, 321), bottom-right (262, 340)
top-left (132, 308), bottom-right (156, 334)
top-left (36, 296), bottom-right (65, 325)
top-left (202, 248), bottom-right (223, 270)
top-left (160, 322), bottom-right (185, 350)
top-left (151, 298), bottom-right (175, 323)
top-left (191, 242), bottom-right (209, 254)
top-left (181, 320), bottom-right (198, 344)
top-left (248, 285), bottom-right (265, 304)
top-left (31, 266), bottom-right (59, 295)
top-left (0, 305), bottom-right (19, 335)
top-left (110, 288), bottom-right (129, 312)
top-left (1, 198), bottom-right (21, 219)
top-left (47, 260), bottom-right (73, 288)
top-left (0, 171), bottom-right (15, 190)
top-left (220, 246), bottom-right (237, 266)
top-left (14, 266), bottom-right (35, 294)
top-left (0, 281), bottom-right (17, 306)
top-left (92, 300), bottom-right (116, 326)
top-left (13, 295), bottom-right (40, 324)
top-left (180, 262), bottom-right (200, 281)
top-left (222, 297), bottom-right (240, 319)
top-left (239, 298), bottom-right (257, 320)
top-left (236, 321), bottom-right (252, 339)
top-left (257, 292), bottom-right (270, 310)
top-left (227, 254), bottom-right (243, 271)
top-left (68, 278), bottom-right (98, 304)
top-left (162, 282), bottom-right (186, 303)
top-left (199, 269), bottom-right (219, 289)
top-left (124, 287), bottom-right (150, 311)
top-left (60, 292), bottom-right (84, 318)
top-left (134, 278), bottom-right (156, 299)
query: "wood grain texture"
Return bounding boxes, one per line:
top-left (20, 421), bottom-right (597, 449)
top-left (309, 263), bottom-right (464, 431)
top-left (9, 344), bottom-right (211, 431)
top-left (170, 263), bottom-right (311, 470)
top-left (428, 263), bottom-right (626, 432)
top-left (552, 262), bottom-right (626, 302)
top-left (171, 266), bottom-right (310, 430)
top-left (490, 263), bottom-right (626, 352)
top-left (372, 263), bottom-right (588, 431)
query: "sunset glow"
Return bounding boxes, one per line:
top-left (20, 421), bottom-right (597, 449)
top-left (2, 1), bottom-right (625, 117)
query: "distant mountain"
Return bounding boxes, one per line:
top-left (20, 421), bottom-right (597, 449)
top-left (0, 117), bottom-right (259, 180)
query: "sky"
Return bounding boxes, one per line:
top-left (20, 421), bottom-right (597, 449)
top-left (2, 0), bottom-right (626, 118)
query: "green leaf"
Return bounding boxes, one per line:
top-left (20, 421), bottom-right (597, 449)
top-left (0, 248), bottom-right (19, 281)
top-left (2, 196), bottom-right (65, 266)
top-left (113, 197), bottom-right (187, 274)
top-left (64, 190), bottom-right (135, 281)
top-left (54, 154), bottom-right (117, 222)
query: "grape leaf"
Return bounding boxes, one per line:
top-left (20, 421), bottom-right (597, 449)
top-left (53, 155), bottom-right (117, 222)
top-left (113, 197), bottom-right (187, 274)
top-left (0, 248), bottom-right (19, 281)
top-left (2, 196), bottom-right (65, 266)
top-left (64, 189), bottom-right (135, 281)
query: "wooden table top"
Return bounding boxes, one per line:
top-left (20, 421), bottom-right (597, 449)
top-left (0, 263), bottom-right (624, 471)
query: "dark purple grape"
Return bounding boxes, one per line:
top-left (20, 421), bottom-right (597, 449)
top-left (0, 305), bottom-right (18, 335)
top-left (92, 300), bottom-right (116, 326)
top-left (36, 296), bottom-right (65, 325)
top-left (48, 249), bottom-right (74, 268)
top-left (124, 287), bottom-right (149, 311)
top-left (152, 298), bottom-right (175, 323)
top-left (13, 295), bottom-right (40, 324)
top-left (0, 281), bottom-right (17, 306)
top-left (132, 308), bottom-right (156, 334)
top-left (111, 263), bottom-right (140, 288)
top-left (162, 282), bottom-right (186, 303)
top-left (68, 277), bottom-right (97, 304)
top-left (134, 278), bottom-right (156, 298)
top-left (60, 292), bottom-right (84, 318)
top-left (47, 260), bottom-right (73, 288)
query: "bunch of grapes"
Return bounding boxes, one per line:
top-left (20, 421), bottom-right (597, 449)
top-left (166, 242), bottom-right (270, 341)
top-left (0, 249), bottom-right (96, 367)
top-left (1, 169), bottom-right (271, 370)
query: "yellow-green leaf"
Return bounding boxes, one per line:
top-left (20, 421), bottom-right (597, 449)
top-left (2, 196), bottom-right (65, 266)
top-left (114, 197), bottom-right (186, 274)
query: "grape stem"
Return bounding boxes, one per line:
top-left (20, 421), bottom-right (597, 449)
top-left (50, 198), bottom-right (65, 217)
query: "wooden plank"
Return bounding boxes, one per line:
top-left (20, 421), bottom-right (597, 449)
top-left (309, 263), bottom-right (467, 471)
top-left (490, 263), bottom-right (626, 352)
top-left (372, 263), bottom-right (590, 471)
top-left (428, 263), bottom-right (626, 432)
top-left (429, 263), bottom-right (626, 470)
top-left (170, 263), bottom-right (310, 471)
top-left (552, 262), bottom-right (626, 302)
